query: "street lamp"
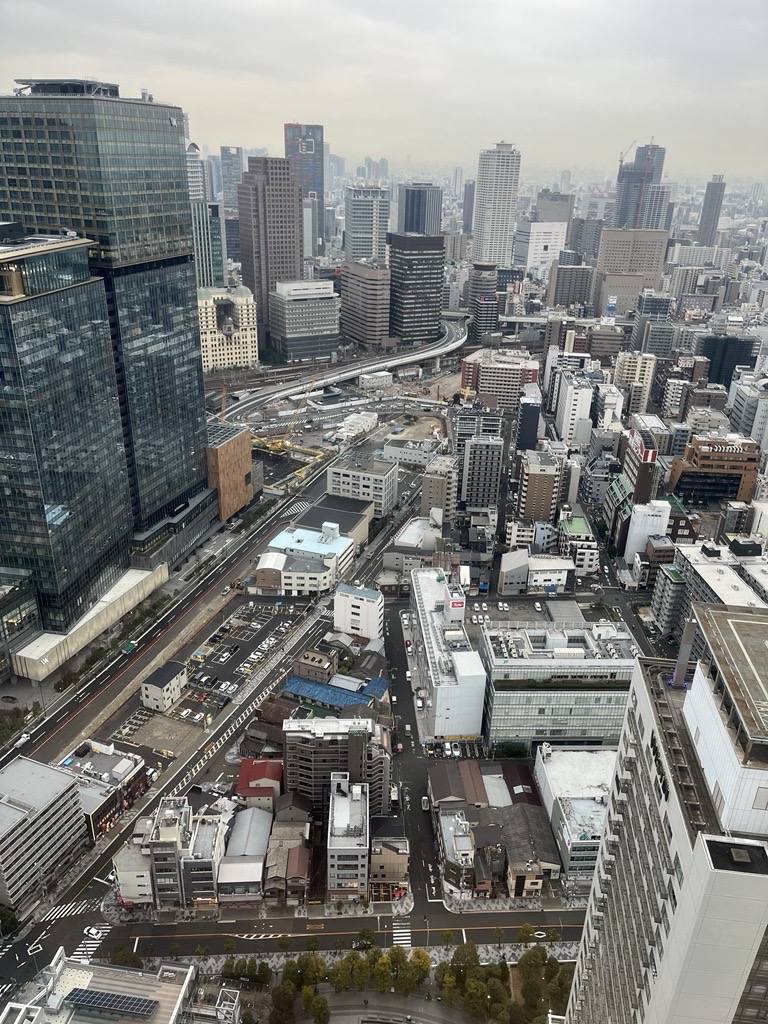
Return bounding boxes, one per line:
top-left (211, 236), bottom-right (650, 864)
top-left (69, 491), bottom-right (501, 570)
top-left (424, 915), bottom-right (430, 948)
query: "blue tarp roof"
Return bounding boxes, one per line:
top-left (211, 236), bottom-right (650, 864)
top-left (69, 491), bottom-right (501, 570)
top-left (281, 676), bottom-right (373, 709)
top-left (361, 676), bottom-right (389, 699)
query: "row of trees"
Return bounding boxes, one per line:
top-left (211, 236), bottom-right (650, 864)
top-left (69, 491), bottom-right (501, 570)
top-left (221, 957), bottom-right (272, 986)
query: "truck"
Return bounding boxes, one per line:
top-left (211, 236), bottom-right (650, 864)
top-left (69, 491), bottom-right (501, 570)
top-left (421, 796), bottom-right (430, 811)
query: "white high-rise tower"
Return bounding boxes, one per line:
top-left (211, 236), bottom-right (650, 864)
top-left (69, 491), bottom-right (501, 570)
top-left (471, 141), bottom-right (521, 265)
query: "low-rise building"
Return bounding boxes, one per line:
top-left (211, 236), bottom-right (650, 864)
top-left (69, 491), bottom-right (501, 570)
top-left (410, 569), bottom-right (486, 739)
top-left (327, 772), bottom-right (369, 902)
top-left (369, 816), bottom-right (410, 901)
top-left (383, 515), bottom-right (443, 571)
top-left (253, 522), bottom-right (355, 596)
top-left (113, 842), bottom-right (154, 907)
top-left (182, 814), bottom-right (227, 906)
top-left (218, 806), bottom-right (273, 905)
top-left (480, 622), bottom-right (635, 752)
top-left (235, 759), bottom-right (283, 810)
top-left (380, 437), bottom-right (441, 468)
top-left (533, 745), bottom-right (615, 890)
top-left (141, 661), bottom-right (187, 713)
top-left (497, 550), bottom-right (577, 596)
top-left (327, 455), bottom-right (398, 517)
top-left (58, 739), bottom-right (147, 841)
top-left (293, 648), bottom-right (338, 683)
top-left (333, 582), bottom-right (384, 640)
top-left (557, 508), bottom-right (599, 575)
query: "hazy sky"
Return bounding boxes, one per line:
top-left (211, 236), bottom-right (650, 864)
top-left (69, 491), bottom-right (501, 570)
top-left (3, 0), bottom-right (767, 182)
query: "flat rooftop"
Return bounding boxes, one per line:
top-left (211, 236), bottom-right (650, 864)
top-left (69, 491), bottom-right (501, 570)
top-left (336, 581), bottom-right (381, 602)
top-left (282, 716), bottom-right (373, 739)
top-left (483, 624), bottom-right (636, 664)
top-left (268, 524), bottom-right (352, 559)
top-left (411, 569), bottom-right (475, 690)
top-left (694, 604), bottom-right (768, 744)
top-left (328, 778), bottom-right (368, 849)
top-left (0, 757), bottom-right (76, 839)
top-left (538, 748), bottom-right (616, 841)
top-left (394, 516), bottom-right (440, 549)
top-left (206, 422), bottom-right (249, 447)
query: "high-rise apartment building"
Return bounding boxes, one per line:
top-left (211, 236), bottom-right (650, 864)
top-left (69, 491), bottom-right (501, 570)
top-left (513, 219), bottom-right (568, 280)
top-left (460, 348), bottom-right (539, 415)
top-left (568, 217), bottom-right (604, 261)
top-left (284, 123), bottom-right (324, 254)
top-left (191, 200), bottom-right (226, 288)
top-left (396, 182), bottom-right (443, 235)
top-left (340, 261), bottom-right (391, 350)
top-left (546, 263), bottom-right (595, 309)
top-left (555, 371), bottom-right (595, 448)
top-left (186, 142), bottom-right (207, 201)
top-left (0, 235), bottom-right (133, 632)
top-left (452, 406), bottom-right (504, 483)
top-left (462, 180), bottom-right (475, 233)
top-left (472, 142), bottom-right (521, 265)
top-left (467, 262), bottom-right (499, 341)
top-left (283, 718), bottom-right (391, 815)
top-left (630, 288), bottom-right (675, 358)
top-left (567, 606), bottom-right (768, 1024)
top-left (238, 157), bottom-right (303, 331)
top-left (517, 450), bottom-right (563, 523)
top-left (197, 286), bottom-right (259, 372)
top-left (344, 186), bottom-right (390, 260)
top-left (637, 183), bottom-right (672, 230)
top-left (220, 145), bottom-right (245, 212)
top-left (613, 351), bottom-right (657, 415)
top-left (268, 280), bottom-right (340, 362)
top-left (698, 174), bottom-right (726, 246)
top-left (421, 455), bottom-right (459, 521)
top-left (387, 233), bottom-right (444, 348)
top-left (0, 79), bottom-right (211, 544)
top-left (614, 141), bottom-right (665, 229)
top-left (514, 383), bottom-right (543, 453)
top-left (461, 435), bottom-right (504, 509)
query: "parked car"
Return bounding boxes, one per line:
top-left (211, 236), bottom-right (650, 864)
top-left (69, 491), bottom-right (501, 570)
top-left (451, 742), bottom-right (461, 757)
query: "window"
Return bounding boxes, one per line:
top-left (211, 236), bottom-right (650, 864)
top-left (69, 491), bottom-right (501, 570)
top-left (753, 787), bottom-right (768, 811)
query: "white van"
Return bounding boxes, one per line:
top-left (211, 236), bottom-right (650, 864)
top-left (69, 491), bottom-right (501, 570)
top-left (405, 670), bottom-right (412, 682)
top-left (443, 741), bottom-right (452, 756)
top-left (416, 698), bottom-right (424, 710)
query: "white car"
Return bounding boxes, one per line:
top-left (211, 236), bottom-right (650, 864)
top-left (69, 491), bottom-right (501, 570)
top-left (534, 601), bottom-right (543, 613)
top-left (83, 927), bottom-right (103, 939)
top-left (481, 603), bottom-right (488, 611)
top-left (471, 614), bottom-right (478, 624)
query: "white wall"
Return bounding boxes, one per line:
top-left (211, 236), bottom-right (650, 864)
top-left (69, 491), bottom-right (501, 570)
top-left (333, 588), bottom-right (384, 640)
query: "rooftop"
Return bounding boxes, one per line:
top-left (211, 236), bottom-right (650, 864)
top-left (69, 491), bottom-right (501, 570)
top-left (0, 233), bottom-right (91, 261)
top-left (336, 581), bottom-right (382, 603)
top-left (538, 748), bottom-right (615, 841)
top-left (143, 661), bottom-right (185, 690)
top-left (328, 774), bottom-right (369, 849)
top-left (332, 454), bottom-right (395, 476)
top-left (0, 757), bottom-right (78, 839)
top-left (225, 807), bottom-right (272, 858)
top-left (206, 422), bottom-right (250, 448)
top-left (189, 817), bottom-right (220, 860)
top-left (268, 524), bottom-right (353, 560)
top-left (281, 675), bottom-right (374, 710)
top-left (482, 623), bottom-right (636, 667)
top-left (411, 569), bottom-right (478, 691)
top-left (393, 516), bottom-right (441, 550)
top-left (560, 515), bottom-right (593, 537)
top-left (282, 717), bottom-right (373, 739)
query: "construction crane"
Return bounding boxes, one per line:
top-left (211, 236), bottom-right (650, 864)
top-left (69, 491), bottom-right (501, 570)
top-left (618, 138), bottom-right (637, 168)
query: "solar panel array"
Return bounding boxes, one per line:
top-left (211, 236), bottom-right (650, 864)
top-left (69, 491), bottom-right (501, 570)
top-left (66, 988), bottom-right (158, 1018)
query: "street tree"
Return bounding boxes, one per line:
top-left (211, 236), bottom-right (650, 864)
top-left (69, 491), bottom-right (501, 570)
top-left (408, 948), bottom-right (431, 987)
top-left (310, 996), bottom-right (330, 1024)
top-left (351, 954), bottom-right (369, 990)
top-left (463, 977), bottom-right (490, 1021)
top-left (440, 970), bottom-right (458, 1007)
top-left (256, 962), bottom-right (272, 987)
top-left (451, 942), bottom-right (480, 988)
top-left (329, 957), bottom-right (352, 992)
top-left (372, 953), bottom-right (392, 993)
top-left (301, 985), bottom-right (315, 1014)
top-left (517, 923), bottom-right (536, 946)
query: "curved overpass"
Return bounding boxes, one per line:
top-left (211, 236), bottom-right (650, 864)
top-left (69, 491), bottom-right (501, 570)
top-left (222, 318), bottom-right (467, 420)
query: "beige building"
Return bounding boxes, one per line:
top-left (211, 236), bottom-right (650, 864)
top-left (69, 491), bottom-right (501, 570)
top-left (340, 260), bottom-right (392, 350)
top-left (460, 347), bottom-right (539, 415)
top-left (421, 454), bottom-right (458, 521)
top-left (594, 228), bottom-right (668, 313)
top-left (206, 423), bottom-right (255, 522)
top-left (613, 351), bottom-right (657, 415)
top-left (517, 450), bottom-right (563, 524)
top-left (293, 648), bottom-right (338, 683)
top-left (197, 286), bottom-right (259, 372)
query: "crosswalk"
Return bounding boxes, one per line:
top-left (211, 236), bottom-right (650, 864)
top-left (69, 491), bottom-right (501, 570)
top-left (41, 897), bottom-right (103, 921)
top-left (235, 932), bottom-right (286, 941)
top-left (391, 919), bottom-right (412, 949)
top-left (69, 925), bottom-right (112, 962)
top-left (0, 982), bottom-right (15, 1001)
top-left (285, 499), bottom-right (311, 517)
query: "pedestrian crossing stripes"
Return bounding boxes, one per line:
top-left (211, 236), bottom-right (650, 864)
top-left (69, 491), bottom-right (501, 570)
top-left (41, 898), bottom-right (102, 921)
top-left (235, 933), bottom-right (286, 941)
top-left (391, 920), bottom-right (412, 949)
top-left (0, 982), bottom-right (15, 1000)
top-left (69, 925), bottom-right (112, 962)
top-left (285, 500), bottom-right (311, 517)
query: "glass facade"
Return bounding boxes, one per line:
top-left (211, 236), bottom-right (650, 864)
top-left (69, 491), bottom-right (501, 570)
top-left (0, 244), bottom-right (132, 631)
top-left (0, 572), bottom-right (40, 684)
top-left (0, 83), bottom-right (209, 534)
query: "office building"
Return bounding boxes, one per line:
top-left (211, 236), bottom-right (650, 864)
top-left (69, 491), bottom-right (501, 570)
top-left (220, 145), bottom-right (245, 211)
top-left (613, 351), bottom-right (656, 415)
top-left (460, 347), bottom-right (539, 414)
top-left (198, 286), bottom-right (259, 372)
top-left (409, 569), bottom-right (486, 739)
top-left (536, 188), bottom-right (574, 225)
top-left (514, 383), bottom-right (543, 453)
top-left (613, 141), bottom-right (665, 229)
top-left (567, 614), bottom-right (768, 1024)
top-left (472, 142), bottom-right (521, 265)
top-left (421, 455), bottom-right (459, 521)
top-left (397, 182), bottom-right (443, 235)
top-left (517, 450), bottom-right (563, 524)
top-left (534, 746), bottom-right (615, 889)
top-left (698, 174), bottom-right (726, 246)
top-left (268, 279), bottom-right (340, 362)
top-left (547, 262), bottom-right (595, 309)
top-left (480, 622), bottom-right (634, 752)
top-left (1, 79), bottom-right (212, 551)
top-left (467, 262), bottom-right (499, 340)
top-left (333, 582), bottom-right (384, 641)
top-left (387, 232), bottom-right (444, 347)
top-left (555, 371), bottom-right (594, 448)
top-left (595, 228), bottom-right (668, 313)
top-left (462, 179), bottom-right (475, 233)
top-left (0, 757), bottom-right (87, 914)
top-left (327, 455), bottom-right (397, 517)
top-left (254, 522), bottom-right (355, 596)
top-left (340, 260), bottom-right (391, 350)
top-left (0, 575), bottom-right (40, 687)
top-left (284, 123), bottom-right (324, 254)
top-left (238, 157), bottom-right (302, 331)
top-left (623, 500), bottom-right (671, 565)
top-left (637, 183), bottom-right (671, 230)
top-left (206, 422), bottom-right (255, 523)
top-left (0, 234), bottom-right (133, 632)
top-left (344, 186), bottom-right (390, 260)
top-left (512, 219), bottom-right (568, 280)
top-left (568, 217), bottom-right (604, 261)
top-left (327, 773), bottom-right (369, 901)
top-left (695, 333), bottom-right (757, 387)
top-left (191, 200), bottom-right (226, 288)
top-left (283, 717), bottom-right (391, 815)
top-left (461, 435), bottom-right (504, 509)
top-left (668, 434), bottom-right (759, 504)
top-left (185, 141), bottom-right (206, 202)
top-left (630, 288), bottom-right (674, 358)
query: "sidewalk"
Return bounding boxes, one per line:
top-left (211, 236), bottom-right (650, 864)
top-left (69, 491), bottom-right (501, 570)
top-left (443, 893), bottom-right (542, 914)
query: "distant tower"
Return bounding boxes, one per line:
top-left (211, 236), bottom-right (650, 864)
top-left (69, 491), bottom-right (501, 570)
top-left (186, 142), bottom-right (207, 201)
top-left (344, 186), bottom-right (390, 260)
top-left (468, 263), bottom-right (499, 341)
top-left (472, 142), bottom-right (521, 265)
top-left (463, 180), bottom-right (475, 234)
top-left (698, 174), bottom-right (726, 246)
top-left (284, 123), bottom-right (325, 254)
top-left (614, 142), bottom-right (665, 228)
top-left (396, 183), bottom-right (443, 235)
top-left (220, 146), bottom-right (245, 212)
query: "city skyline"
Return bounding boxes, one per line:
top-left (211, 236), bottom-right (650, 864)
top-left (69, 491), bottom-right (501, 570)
top-left (3, 0), bottom-right (767, 181)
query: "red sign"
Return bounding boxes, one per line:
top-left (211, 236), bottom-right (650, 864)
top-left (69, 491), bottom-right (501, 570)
top-left (450, 600), bottom-right (465, 608)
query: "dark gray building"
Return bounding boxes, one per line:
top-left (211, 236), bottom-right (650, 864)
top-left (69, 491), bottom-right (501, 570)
top-left (284, 123), bottom-right (325, 253)
top-left (220, 145), bottom-right (245, 212)
top-left (0, 235), bottom-right (132, 631)
top-left (461, 435), bottom-right (504, 509)
top-left (387, 233), bottom-right (444, 348)
top-left (468, 262), bottom-right (498, 341)
top-left (463, 180), bottom-right (475, 233)
top-left (0, 79), bottom-right (212, 553)
top-left (396, 183), bottom-right (443, 235)
top-left (238, 157), bottom-right (303, 331)
top-left (567, 217), bottom-right (604, 261)
top-left (191, 200), bottom-right (226, 288)
top-left (614, 142), bottom-right (665, 229)
top-left (697, 174), bottom-right (726, 246)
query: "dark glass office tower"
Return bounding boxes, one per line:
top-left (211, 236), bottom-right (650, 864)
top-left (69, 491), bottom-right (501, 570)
top-left (0, 79), bottom-right (209, 539)
top-left (387, 233), bottom-right (445, 348)
top-left (397, 183), bottom-right (443, 235)
top-left (614, 142), bottom-right (666, 229)
top-left (698, 174), bottom-right (726, 246)
top-left (284, 123), bottom-right (325, 253)
top-left (0, 236), bottom-right (132, 631)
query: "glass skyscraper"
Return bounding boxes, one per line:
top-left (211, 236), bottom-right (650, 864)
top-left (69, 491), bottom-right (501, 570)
top-left (0, 236), bottom-right (132, 631)
top-left (0, 78), bottom-right (209, 535)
